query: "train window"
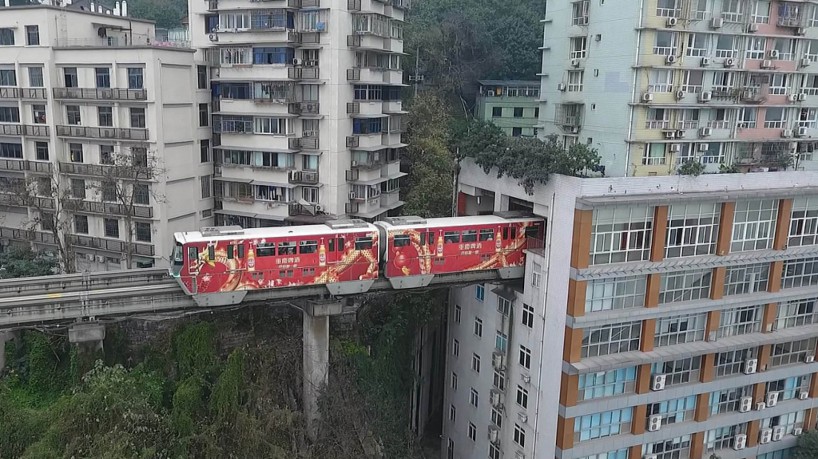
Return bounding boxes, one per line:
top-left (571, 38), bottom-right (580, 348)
top-left (300, 240), bottom-right (318, 254)
top-left (419, 232), bottom-right (426, 245)
top-left (502, 227), bottom-right (509, 240)
top-left (237, 244), bottom-right (245, 258)
top-left (187, 246), bottom-right (198, 261)
top-left (328, 239), bottom-right (335, 252)
top-left (208, 246), bottom-right (215, 261)
top-left (277, 241), bottom-right (297, 255)
top-left (462, 230), bottom-right (478, 242)
top-left (479, 229), bottom-right (494, 241)
top-left (303, 267), bottom-right (316, 276)
top-left (444, 231), bottom-right (460, 243)
top-left (279, 269), bottom-right (294, 278)
top-left (510, 227), bottom-right (517, 239)
top-left (394, 235), bottom-right (410, 247)
top-left (257, 243), bottom-right (276, 257)
top-left (524, 226), bottom-right (539, 238)
top-left (172, 244), bottom-right (184, 265)
top-left (355, 237), bottom-right (373, 250)
top-left (227, 245), bottom-right (234, 259)
top-left (337, 237), bottom-right (345, 251)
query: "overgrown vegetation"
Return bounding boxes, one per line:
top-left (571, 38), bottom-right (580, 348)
top-left (677, 160), bottom-right (706, 177)
top-left (0, 247), bottom-right (56, 279)
top-left (795, 429), bottom-right (818, 458)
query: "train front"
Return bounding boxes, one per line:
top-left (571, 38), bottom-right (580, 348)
top-left (168, 232), bottom-right (191, 293)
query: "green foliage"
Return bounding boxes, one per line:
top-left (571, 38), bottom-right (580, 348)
top-left (93, 0), bottom-right (187, 29)
top-left (0, 246), bottom-right (56, 279)
top-left (795, 429), bottom-right (818, 458)
top-left (719, 163), bottom-right (740, 174)
top-left (0, 385), bottom-right (50, 457)
top-left (171, 376), bottom-right (205, 437)
top-left (209, 349), bottom-right (244, 422)
top-left (173, 322), bottom-right (217, 379)
top-left (677, 160), bottom-right (706, 177)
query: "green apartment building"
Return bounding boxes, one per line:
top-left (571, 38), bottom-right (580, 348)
top-left (475, 80), bottom-right (541, 137)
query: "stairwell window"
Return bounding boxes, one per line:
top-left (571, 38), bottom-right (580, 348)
top-left (653, 31), bottom-right (677, 55)
top-left (567, 70), bottom-right (584, 92)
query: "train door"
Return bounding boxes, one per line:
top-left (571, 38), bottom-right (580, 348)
top-left (186, 245), bottom-right (199, 294)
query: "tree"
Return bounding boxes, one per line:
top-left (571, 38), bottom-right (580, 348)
top-left (794, 429), bottom-right (818, 459)
top-left (0, 246), bottom-right (56, 279)
top-left (677, 159), bottom-right (706, 176)
top-left (124, 0), bottom-right (187, 29)
top-left (85, 146), bottom-right (165, 268)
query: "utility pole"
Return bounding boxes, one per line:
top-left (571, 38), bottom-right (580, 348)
top-left (409, 46), bottom-right (423, 97)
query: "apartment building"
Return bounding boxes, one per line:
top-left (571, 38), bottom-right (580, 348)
top-left (541, 0), bottom-right (818, 177)
top-left (0, 5), bottom-right (212, 270)
top-left (444, 161), bottom-right (818, 459)
top-left (475, 80), bottom-right (541, 138)
top-left (188, 0), bottom-right (408, 226)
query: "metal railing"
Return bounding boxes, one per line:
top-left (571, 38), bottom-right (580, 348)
top-left (73, 200), bottom-right (154, 218)
top-left (56, 125), bottom-right (149, 141)
top-left (53, 87), bottom-right (148, 101)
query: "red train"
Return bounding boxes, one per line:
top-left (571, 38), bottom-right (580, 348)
top-left (170, 214), bottom-right (543, 306)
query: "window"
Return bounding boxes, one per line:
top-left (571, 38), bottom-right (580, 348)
top-left (452, 338), bottom-right (459, 357)
top-left (70, 178), bottom-right (85, 199)
top-left (0, 106), bottom-right (19, 123)
top-left (770, 73), bottom-right (792, 95)
top-left (127, 68), bottom-right (144, 89)
top-left (738, 106), bottom-right (757, 127)
top-left (252, 46), bottom-right (294, 65)
top-left (519, 345), bottom-right (531, 369)
top-left (511, 127), bottom-right (522, 137)
top-left (642, 144), bottom-right (667, 166)
top-left (790, 196), bottom-right (818, 246)
top-left (0, 143), bottom-right (22, 159)
top-left (532, 270), bottom-right (541, 287)
top-left (197, 65), bottom-right (208, 89)
top-left (764, 107), bottom-right (787, 129)
top-left (74, 215), bottom-right (88, 234)
top-left (451, 372), bottom-right (457, 390)
top-left (476, 284), bottom-right (484, 301)
top-left (516, 385), bottom-right (528, 408)
top-left (491, 408), bottom-right (503, 428)
top-left (770, 338), bottom-right (817, 367)
top-left (447, 439), bottom-right (453, 459)
top-left (449, 404), bottom-right (455, 422)
top-left (101, 181), bottom-right (116, 202)
top-left (200, 140), bottom-right (210, 163)
top-left (493, 370), bottom-right (505, 391)
top-left (130, 107), bottom-right (146, 128)
top-left (32, 105), bottom-right (45, 124)
top-left (767, 375), bottom-right (811, 401)
top-left (724, 263), bottom-right (770, 295)
top-left (513, 107), bottom-right (524, 118)
top-left (590, 204), bottom-right (654, 264)
top-left (656, 0), bottom-right (679, 16)
top-left (761, 410), bottom-right (806, 436)
top-left (491, 107), bottom-right (502, 118)
top-left (69, 143), bottom-right (83, 162)
top-left (474, 317), bottom-right (483, 337)
top-left (681, 70), bottom-right (704, 94)
top-left (66, 105), bottom-right (81, 125)
top-left (746, 36), bottom-right (767, 60)
top-left (35, 177), bottom-right (51, 196)
top-left (665, 202), bottom-right (719, 258)
top-left (25, 25), bottom-right (39, 46)
top-left (104, 218), bottom-right (119, 238)
top-left (652, 356), bottom-right (702, 386)
top-left (572, 0), bottom-right (589, 25)
top-left (95, 68), bottom-right (110, 88)
top-left (199, 103), bottom-right (209, 127)
top-left (35, 141), bottom-right (48, 161)
top-left (776, 298), bottom-right (818, 330)
top-left (134, 183), bottom-right (150, 205)
top-left (774, 38), bottom-right (796, 61)
top-left (715, 347), bottom-right (756, 377)
top-left (585, 275), bottom-right (646, 312)
top-left (654, 31), bottom-right (677, 55)
top-left (0, 28), bottom-right (13, 45)
top-left (731, 199), bottom-right (778, 252)
top-left (783, 257), bottom-right (818, 289)
top-left (648, 69), bottom-right (673, 93)
top-left (648, 395), bottom-right (696, 425)
top-left (722, 0), bottom-right (744, 22)
top-left (513, 424), bottom-right (526, 448)
top-left (567, 70), bottom-right (584, 92)
top-left (98, 106), bottom-right (113, 127)
top-left (655, 313), bottom-right (707, 346)
top-left (685, 33), bottom-right (707, 57)
top-left (63, 67), bottom-right (78, 88)
top-left (197, 174), bottom-right (212, 199)
top-left (497, 297), bottom-right (510, 316)
top-left (659, 269), bottom-right (711, 303)
top-left (469, 388), bottom-right (478, 407)
top-left (718, 305), bottom-right (763, 337)
top-left (570, 36), bottom-right (587, 59)
top-left (454, 304), bottom-right (461, 323)
top-left (495, 332), bottom-right (507, 353)
top-left (752, 0), bottom-right (771, 23)
top-left (705, 424), bottom-right (747, 453)
top-left (521, 304), bottom-right (534, 327)
top-left (135, 222), bottom-right (151, 242)
top-left (574, 408), bottom-right (633, 443)
top-left (28, 67), bottom-right (43, 87)
top-left (0, 69), bottom-right (16, 87)
top-left (99, 145), bottom-right (113, 165)
top-left (643, 435), bottom-right (691, 459)
top-left (646, 108), bottom-right (670, 129)
top-left (709, 385), bottom-right (754, 415)
top-left (578, 367), bottom-right (636, 401)
top-left (581, 321), bottom-right (641, 358)
top-left (471, 353), bottom-right (481, 373)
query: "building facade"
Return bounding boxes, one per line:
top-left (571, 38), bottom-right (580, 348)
top-left (475, 80), bottom-right (541, 138)
top-left (540, 0), bottom-right (818, 177)
top-left (188, 0), bottom-right (408, 226)
top-left (0, 5), bottom-right (212, 270)
top-left (444, 161), bottom-right (818, 459)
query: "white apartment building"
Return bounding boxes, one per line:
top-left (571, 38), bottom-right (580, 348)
top-left (188, 0), bottom-right (408, 226)
top-left (0, 4), bottom-right (212, 270)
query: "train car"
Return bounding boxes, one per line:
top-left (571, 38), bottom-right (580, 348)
top-left (170, 220), bottom-right (380, 306)
top-left (374, 213), bottom-right (544, 289)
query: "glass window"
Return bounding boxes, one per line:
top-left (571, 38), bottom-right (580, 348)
top-left (135, 222), bottom-right (151, 242)
top-left (27, 67), bottom-right (43, 87)
top-left (642, 435), bottom-right (691, 459)
top-left (521, 303), bottom-right (534, 327)
top-left (578, 367), bottom-right (636, 401)
top-left (473, 317), bottom-right (483, 337)
top-left (718, 305), bottom-right (763, 338)
top-left (790, 196), bottom-right (818, 246)
top-left (63, 67), bottom-right (78, 88)
top-left (69, 143), bottom-right (83, 162)
top-left (0, 28), bottom-right (14, 46)
top-left (104, 218), bottom-right (119, 238)
top-left (659, 269), bottom-right (711, 303)
top-left (647, 395), bottom-right (696, 426)
top-left (516, 385), bottom-right (528, 408)
top-left (199, 103), bottom-right (209, 127)
top-left (770, 338), bottom-right (818, 367)
top-left (130, 107), bottom-right (146, 128)
top-left (655, 312), bottom-right (707, 346)
top-left (0, 143), bottom-right (22, 159)
top-left (724, 263), bottom-right (770, 295)
top-left (0, 69), bottom-right (16, 87)
top-left (783, 257), bottom-right (818, 289)
top-left (574, 408), bottom-right (633, 443)
top-left (651, 356), bottom-right (702, 386)
top-left (134, 183), bottom-right (150, 205)
top-left (585, 275), bottom-right (646, 312)
top-left (0, 106), bottom-right (19, 122)
top-left (775, 298), bottom-right (818, 330)
top-left (471, 353), bottom-right (480, 373)
top-left (25, 25), bottom-right (39, 46)
top-left (581, 321), bottom-right (642, 358)
top-left (98, 106), bottom-right (113, 127)
top-left (66, 105), bottom-right (81, 125)
top-left (74, 215), bottom-right (88, 234)
top-left (591, 205), bottom-right (654, 265)
top-left (35, 141), bottom-right (48, 160)
top-left (732, 199), bottom-right (778, 252)
top-left (715, 347), bottom-right (757, 378)
top-left (519, 345), bottom-right (531, 369)
top-left (665, 202), bottom-right (720, 258)
top-left (95, 68), bottom-right (110, 88)
top-left (127, 68), bottom-right (144, 89)
top-left (704, 423), bottom-right (746, 453)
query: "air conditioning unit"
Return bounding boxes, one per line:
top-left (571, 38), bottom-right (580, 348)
top-left (699, 127), bottom-right (712, 137)
top-left (670, 143), bottom-right (681, 152)
top-left (208, 33), bottom-right (219, 42)
top-left (724, 57), bottom-right (735, 67)
top-left (85, 253), bottom-right (95, 261)
top-left (699, 142), bottom-right (710, 151)
top-left (648, 414), bottom-right (662, 432)
top-left (770, 49), bottom-right (780, 59)
top-left (651, 374), bottom-right (666, 391)
top-left (699, 91), bottom-right (712, 102)
top-left (676, 130), bottom-right (686, 139)
top-left (806, 355), bottom-right (815, 363)
top-left (666, 17), bottom-right (678, 27)
top-left (800, 391), bottom-right (810, 400)
top-left (799, 93), bottom-right (808, 101)
top-left (760, 428), bottom-right (773, 444)
top-left (711, 17), bottom-right (724, 28)
top-left (739, 396), bottom-right (753, 413)
top-left (798, 126), bottom-right (808, 137)
top-left (766, 391), bottom-right (779, 407)
top-left (665, 55), bottom-right (677, 65)
top-left (675, 89), bottom-right (685, 100)
top-left (762, 59), bottom-right (774, 68)
top-left (772, 426), bottom-right (785, 441)
top-left (748, 23), bottom-right (759, 33)
top-left (642, 92), bottom-right (654, 102)
top-left (794, 428), bottom-right (804, 436)
top-left (663, 130), bottom-right (676, 139)
top-left (351, 160), bottom-right (358, 167)
top-left (744, 358), bottom-right (758, 374)
top-left (492, 352), bottom-right (506, 370)
top-left (518, 412), bottom-right (528, 423)
top-left (292, 58), bottom-right (302, 66)
top-left (788, 93), bottom-right (799, 102)
top-left (733, 434), bottom-right (747, 450)
top-left (210, 27), bottom-right (220, 33)
top-left (700, 57), bottom-right (710, 66)
top-left (521, 374), bottom-right (531, 384)
top-left (96, 255), bottom-right (105, 263)
top-left (757, 401), bottom-right (767, 411)
top-left (802, 57), bottom-right (811, 68)
top-left (348, 191), bottom-right (356, 200)
top-left (488, 426), bottom-right (500, 444)
top-left (571, 58), bottom-right (581, 67)
top-left (305, 59), bottom-right (319, 67)
top-left (783, 128), bottom-right (795, 138)
top-left (557, 83), bottom-right (567, 91)
top-left (490, 390), bottom-right (504, 407)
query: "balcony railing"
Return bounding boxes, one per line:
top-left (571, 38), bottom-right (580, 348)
top-left (56, 125), bottom-right (149, 141)
top-left (345, 202), bottom-right (360, 214)
top-left (0, 87), bottom-right (47, 99)
top-left (296, 136), bottom-right (320, 150)
top-left (346, 136), bottom-right (359, 148)
top-left (53, 87), bottom-right (148, 101)
top-left (0, 226), bottom-right (57, 245)
top-left (58, 161), bottom-right (153, 180)
top-left (66, 233), bottom-right (155, 256)
top-left (0, 193), bottom-right (54, 209)
top-left (289, 170), bottom-right (319, 185)
top-left (73, 200), bottom-right (154, 218)
top-left (0, 123), bottom-right (50, 137)
top-left (288, 66), bottom-right (320, 80)
top-left (0, 159), bottom-right (52, 173)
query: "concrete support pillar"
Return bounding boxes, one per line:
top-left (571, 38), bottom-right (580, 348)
top-left (302, 301), bottom-right (338, 441)
top-left (0, 330), bottom-right (13, 370)
top-left (68, 322), bottom-right (105, 351)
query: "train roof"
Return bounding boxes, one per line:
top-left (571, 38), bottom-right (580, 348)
top-left (376, 213), bottom-right (541, 230)
top-left (174, 220), bottom-right (376, 244)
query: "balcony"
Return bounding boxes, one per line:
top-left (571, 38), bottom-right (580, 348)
top-left (58, 162), bottom-right (153, 180)
top-left (0, 193), bottom-right (54, 209)
top-left (214, 196), bottom-right (291, 219)
top-left (289, 170), bottom-right (319, 185)
top-left (0, 123), bottom-right (50, 137)
top-left (0, 87), bottom-right (47, 99)
top-left (392, 0), bottom-right (410, 9)
top-left (56, 125), bottom-right (149, 141)
top-left (347, 101), bottom-right (384, 116)
top-left (348, 134), bottom-right (388, 151)
top-left (0, 226), bottom-right (57, 245)
top-left (555, 103), bottom-right (584, 134)
top-left (72, 200), bottom-right (154, 218)
top-left (53, 87), bottom-right (148, 101)
top-left (0, 159), bottom-right (52, 173)
top-left (382, 100), bottom-right (403, 113)
top-left (66, 233), bottom-right (155, 256)
top-left (291, 136), bottom-right (320, 150)
top-left (347, 34), bottom-right (399, 53)
top-left (289, 102), bottom-right (320, 116)
top-left (288, 66), bottom-right (320, 80)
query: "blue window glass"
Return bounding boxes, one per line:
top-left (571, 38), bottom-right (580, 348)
top-left (253, 47), bottom-right (295, 65)
top-left (476, 284), bottom-right (485, 301)
top-left (352, 117), bottom-right (383, 134)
